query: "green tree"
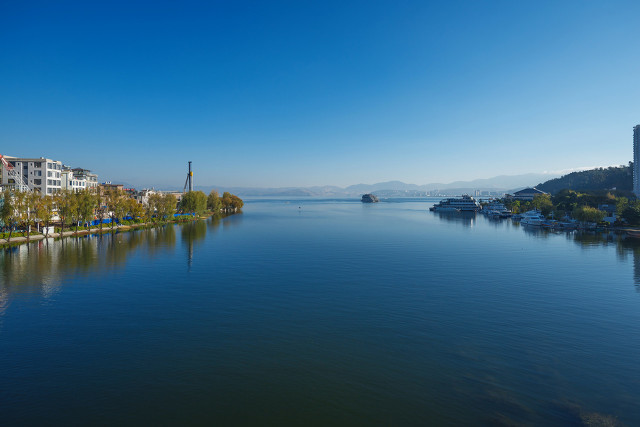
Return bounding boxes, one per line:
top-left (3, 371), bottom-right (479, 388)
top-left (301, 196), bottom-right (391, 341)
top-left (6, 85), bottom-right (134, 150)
top-left (622, 201), bottom-right (640, 226)
top-left (107, 190), bottom-right (127, 230)
top-left (572, 206), bottom-right (605, 223)
top-left (146, 193), bottom-right (162, 222)
top-left (207, 190), bottom-right (222, 213)
top-left (616, 197), bottom-right (629, 217)
top-left (54, 190), bottom-right (75, 235)
top-left (21, 192), bottom-right (42, 241)
top-left (219, 192), bottom-right (244, 213)
top-left (26, 192), bottom-right (43, 240)
top-left (112, 191), bottom-right (129, 226)
top-left (221, 192), bottom-right (233, 212)
top-left (158, 194), bottom-right (177, 220)
top-left (36, 196), bottom-right (56, 238)
top-left (13, 191), bottom-right (28, 239)
top-left (230, 194), bottom-right (244, 211)
top-left (75, 189), bottom-right (96, 233)
top-left (179, 191), bottom-right (207, 215)
top-left (94, 190), bottom-right (108, 232)
top-left (0, 188), bottom-right (17, 241)
top-left (532, 194), bottom-right (553, 216)
top-left (127, 198), bottom-right (144, 222)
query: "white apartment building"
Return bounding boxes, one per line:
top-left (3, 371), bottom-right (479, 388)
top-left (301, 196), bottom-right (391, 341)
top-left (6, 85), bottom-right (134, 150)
top-left (61, 168), bottom-right (88, 192)
top-left (134, 188), bottom-right (156, 206)
top-left (1, 156), bottom-right (63, 195)
top-left (70, 168), bottom-right (98, 189)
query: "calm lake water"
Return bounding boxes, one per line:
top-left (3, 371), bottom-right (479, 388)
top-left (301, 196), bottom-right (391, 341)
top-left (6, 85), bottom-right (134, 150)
top-left (1, 198), bottom-right (640, 425)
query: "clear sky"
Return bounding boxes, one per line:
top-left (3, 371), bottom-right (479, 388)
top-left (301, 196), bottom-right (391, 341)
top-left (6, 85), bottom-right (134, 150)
top-left (1, 1), bottom-right (639, 188)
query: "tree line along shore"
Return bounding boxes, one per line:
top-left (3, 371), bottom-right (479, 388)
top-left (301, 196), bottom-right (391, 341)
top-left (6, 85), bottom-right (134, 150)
top-left (499, 189), bottom-right (640, 226)
top-left (0, 188), bottom-right (243, 245)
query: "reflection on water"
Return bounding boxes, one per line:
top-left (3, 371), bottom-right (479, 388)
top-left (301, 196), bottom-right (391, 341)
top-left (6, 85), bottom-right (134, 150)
top-left (518, 224), bottom-right (640, 289)
top-left (0, 219), bottom-right (221, 295)
top-left (180, 220), bottom-right (207, 270)
top-left (434, 211), bottom-right (477, 227)
top-left (434, 211), bottom-right (640, 289)
top-left (0, 201), bottom-right (638, 425)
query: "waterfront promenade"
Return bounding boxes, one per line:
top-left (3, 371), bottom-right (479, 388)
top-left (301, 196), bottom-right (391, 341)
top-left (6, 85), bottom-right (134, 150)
top-left (0, 216), bottom-right (213, 246)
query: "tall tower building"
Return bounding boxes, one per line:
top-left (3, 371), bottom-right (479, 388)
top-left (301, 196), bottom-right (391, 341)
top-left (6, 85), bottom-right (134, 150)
top-left (635, 125), bottom-right (640, 196)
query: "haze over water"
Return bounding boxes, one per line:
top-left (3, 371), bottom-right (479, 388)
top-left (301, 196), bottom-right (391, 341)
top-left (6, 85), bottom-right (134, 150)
top-left (1, 198), bottom-right (640, 425)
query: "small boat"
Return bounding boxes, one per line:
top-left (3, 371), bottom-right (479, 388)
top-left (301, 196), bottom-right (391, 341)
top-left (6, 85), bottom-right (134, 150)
top-left (483, 201), bottom-right (511, 218)
top-left (627, 230), bottom-right (640, 238)
top-left (520, 210), bottom-right (546, 226)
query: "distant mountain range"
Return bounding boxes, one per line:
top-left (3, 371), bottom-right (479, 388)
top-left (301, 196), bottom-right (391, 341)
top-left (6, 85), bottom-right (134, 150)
top-left (170, 172), bottom-right (560, 197)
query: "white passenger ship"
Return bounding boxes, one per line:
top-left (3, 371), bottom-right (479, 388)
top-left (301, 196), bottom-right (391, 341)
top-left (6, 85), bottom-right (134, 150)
top-left (429, 195), bottom-right (481, 212)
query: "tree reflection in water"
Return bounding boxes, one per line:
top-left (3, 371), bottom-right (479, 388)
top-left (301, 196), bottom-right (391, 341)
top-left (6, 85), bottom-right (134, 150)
top-left (180, 220), bottom-right (207, 270)
top-left (0, 219), bottom-right (225, 295)
top-left (434, 212), bottom-right (640, 289)
top-left (521, 226), bottom-right (640, 290)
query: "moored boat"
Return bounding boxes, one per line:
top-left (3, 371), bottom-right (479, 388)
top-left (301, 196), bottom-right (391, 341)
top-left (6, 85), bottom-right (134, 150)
top-left (483, 201), bottom-right (512, 218)
top-left (430, 195), bottom-right (481, 212)
top-left (520, 209), bottom-right (546, 226)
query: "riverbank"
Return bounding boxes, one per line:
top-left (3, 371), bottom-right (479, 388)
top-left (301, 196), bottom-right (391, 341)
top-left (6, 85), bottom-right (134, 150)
top-left (0, 213), bottom-right (219, 247)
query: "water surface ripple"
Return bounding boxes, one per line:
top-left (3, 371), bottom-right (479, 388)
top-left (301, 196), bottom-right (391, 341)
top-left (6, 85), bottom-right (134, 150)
top-left (1, 198), bottom-right (639, 425)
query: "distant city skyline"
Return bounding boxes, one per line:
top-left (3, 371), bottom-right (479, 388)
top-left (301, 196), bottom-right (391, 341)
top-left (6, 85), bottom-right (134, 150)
top-left (1, 1), bottom-right (639, 188)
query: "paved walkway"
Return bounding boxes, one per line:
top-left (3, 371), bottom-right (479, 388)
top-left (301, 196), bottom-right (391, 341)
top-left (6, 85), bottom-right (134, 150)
top-left (0, 225), bottom-right (145, 246)
top-left (0, 216), bottom-right (212, 246)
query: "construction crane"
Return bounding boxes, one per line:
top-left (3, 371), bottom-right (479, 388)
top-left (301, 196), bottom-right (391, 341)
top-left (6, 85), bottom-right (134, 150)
top-left (183, 161), bottom-right (193, 193)
top-left (0, 154), bottom-right (31, 192)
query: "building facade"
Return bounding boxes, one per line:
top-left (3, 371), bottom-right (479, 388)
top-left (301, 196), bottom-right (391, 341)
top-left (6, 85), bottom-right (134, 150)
top-left (61, 168), bottom-right (88, 192)
top-left (634, 125), bottom-right (640, 197)
top-left (1, 157), bottom-right (63, 195)
top-left (134, 189), bottom-right (156, 206)
top-left (71, 168), bottom-right (98, 189)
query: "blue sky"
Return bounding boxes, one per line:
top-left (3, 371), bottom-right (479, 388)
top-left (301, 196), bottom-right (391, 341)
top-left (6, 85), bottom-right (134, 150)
top-left (1, 1), bottom-right (639, 188)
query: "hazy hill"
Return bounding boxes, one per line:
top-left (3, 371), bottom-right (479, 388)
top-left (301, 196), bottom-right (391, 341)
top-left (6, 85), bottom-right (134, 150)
top-left (178, 173), bottom-right (558, 197)
top-left (536, 164), bottom-right (632, 194)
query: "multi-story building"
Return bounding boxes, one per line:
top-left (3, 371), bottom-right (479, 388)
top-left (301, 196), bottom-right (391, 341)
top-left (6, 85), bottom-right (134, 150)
top-left (61, 167), bottom-right (88, 192)
top-left (1, 156), bottom-right (63, 195)
top-left (634, 125), bottom-right (640, 197)
top-left (71, 168), bottom-right (98, 189)
top-left (134, 189), bottom-right (156, 206)
top-left (98, 182), bottom-right (124, 195)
